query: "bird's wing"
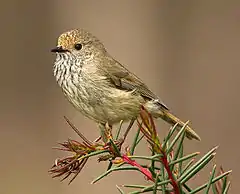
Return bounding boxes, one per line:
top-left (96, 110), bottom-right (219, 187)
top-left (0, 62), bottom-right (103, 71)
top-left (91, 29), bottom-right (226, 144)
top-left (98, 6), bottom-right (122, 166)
top-left (101, 56), bottom-right (168, 110)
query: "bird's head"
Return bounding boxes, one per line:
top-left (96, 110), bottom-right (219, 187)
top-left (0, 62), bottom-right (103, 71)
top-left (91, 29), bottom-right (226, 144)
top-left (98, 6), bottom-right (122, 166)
top-left (51, 29), bottom-right (106, 60)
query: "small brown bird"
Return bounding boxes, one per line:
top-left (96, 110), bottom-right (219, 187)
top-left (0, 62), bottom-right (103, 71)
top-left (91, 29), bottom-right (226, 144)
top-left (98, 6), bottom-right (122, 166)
top-left (51, 29), bottom-right (200, 141)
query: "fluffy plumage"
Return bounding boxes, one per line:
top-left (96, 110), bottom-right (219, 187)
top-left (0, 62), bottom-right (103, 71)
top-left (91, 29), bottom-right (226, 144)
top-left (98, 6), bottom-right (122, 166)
top-left (52, 29), bottom-right (200, 141)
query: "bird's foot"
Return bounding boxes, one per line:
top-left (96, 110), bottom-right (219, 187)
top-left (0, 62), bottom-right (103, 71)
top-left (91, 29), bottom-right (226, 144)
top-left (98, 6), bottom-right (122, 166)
top-left (98, 122), bottom-right (113, 143)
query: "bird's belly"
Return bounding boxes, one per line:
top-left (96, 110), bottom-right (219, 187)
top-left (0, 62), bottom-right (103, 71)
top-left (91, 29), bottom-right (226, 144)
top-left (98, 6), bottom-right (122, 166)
top-left (64, 84), bottom-right (144, 125)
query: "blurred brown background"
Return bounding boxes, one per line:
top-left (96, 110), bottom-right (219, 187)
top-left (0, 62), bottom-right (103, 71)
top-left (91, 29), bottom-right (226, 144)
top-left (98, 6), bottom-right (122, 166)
top-left (0, 0), bottom-right (239, 193)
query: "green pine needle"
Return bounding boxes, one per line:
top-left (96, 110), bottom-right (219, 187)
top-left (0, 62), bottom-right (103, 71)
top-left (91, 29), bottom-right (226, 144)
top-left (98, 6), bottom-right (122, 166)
top-left (123, 185), bottom-right (146, 189)
top-left (116, 185), bottom-right (125, 194)
top-left (222, 182), bottom-right (231, 194)
top-left (115, 120), bottom-right (124, 140)
top-left (141, 180), bottom-right (171, 192)
top-left (205, 164), bottom-right (217, 193)
top-left (153, 172), bottom-right (161, 194)
top-left (172, 129), bottom-right (186, 162)
top-left (170, 152), bottom-right (199, 166)
top-left (180, 153), bottom-right (215, 183)
top-left (79, 150), bottom-right (109, 160)
top-left (189, 170), bottom-right (232, 194)
top-left (92, 166), bottom-right (140, 184)
top-left (166, 121), bottom-right (188, 154)
top-left (160, 164), bottom-right (166, 194)
top-left (109, 138), bottom-right (121, 157)
top-left (130, 127), bottom-right (141, 155)
top-left (178, 146), bottom-right (218, 183)
top-left (162, 122), bottom-right (179, 150)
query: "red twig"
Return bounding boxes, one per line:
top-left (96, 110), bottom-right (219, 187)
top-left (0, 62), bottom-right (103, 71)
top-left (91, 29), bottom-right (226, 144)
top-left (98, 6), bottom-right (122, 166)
top-left (122, 155), bottom-right (154, 181)
top-left (161, 153), bottom-right (180, 194)
top-left (138, 107), bottom-right (181, 193)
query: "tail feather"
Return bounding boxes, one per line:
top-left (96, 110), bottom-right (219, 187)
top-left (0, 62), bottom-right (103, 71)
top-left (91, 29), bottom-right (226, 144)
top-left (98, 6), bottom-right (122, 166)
top-left (159, 110), bottom-right (201, 141)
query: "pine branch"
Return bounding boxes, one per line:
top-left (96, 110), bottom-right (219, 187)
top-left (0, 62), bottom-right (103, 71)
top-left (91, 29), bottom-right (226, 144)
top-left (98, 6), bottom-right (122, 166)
top-left (49, 109), bottom-right (232, 193)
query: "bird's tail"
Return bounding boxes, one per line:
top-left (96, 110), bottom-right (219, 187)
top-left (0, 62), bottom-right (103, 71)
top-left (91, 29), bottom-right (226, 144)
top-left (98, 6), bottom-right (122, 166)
top-left (158, 110), bottom-right (201, 141)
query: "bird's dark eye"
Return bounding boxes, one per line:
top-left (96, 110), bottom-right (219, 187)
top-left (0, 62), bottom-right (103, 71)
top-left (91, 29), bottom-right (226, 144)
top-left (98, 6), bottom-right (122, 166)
top-left (74, 43), bottom-right (82, 50)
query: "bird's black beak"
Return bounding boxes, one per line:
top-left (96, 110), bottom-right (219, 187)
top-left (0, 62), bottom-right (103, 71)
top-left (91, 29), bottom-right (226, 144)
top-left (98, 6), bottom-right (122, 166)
top-left (51, 46), bottom-right (68, 53)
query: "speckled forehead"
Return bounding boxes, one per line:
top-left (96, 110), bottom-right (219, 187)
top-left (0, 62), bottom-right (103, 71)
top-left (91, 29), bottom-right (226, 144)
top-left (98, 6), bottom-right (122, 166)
top-left (57, 29), bottom-right (81, 48)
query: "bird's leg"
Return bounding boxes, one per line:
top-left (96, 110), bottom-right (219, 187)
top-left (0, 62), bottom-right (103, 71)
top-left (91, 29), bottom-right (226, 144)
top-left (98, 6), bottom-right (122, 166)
top-left (98, 120), bottom-right (135, 162)
top-left (98, 123), bottom-right (107, 143)
top-left (97, 123), bottom-right (119, 162)
top-left (105, 122), bottom-right (113, 139)
top-left (98, 122), bottom-right (113, 144)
